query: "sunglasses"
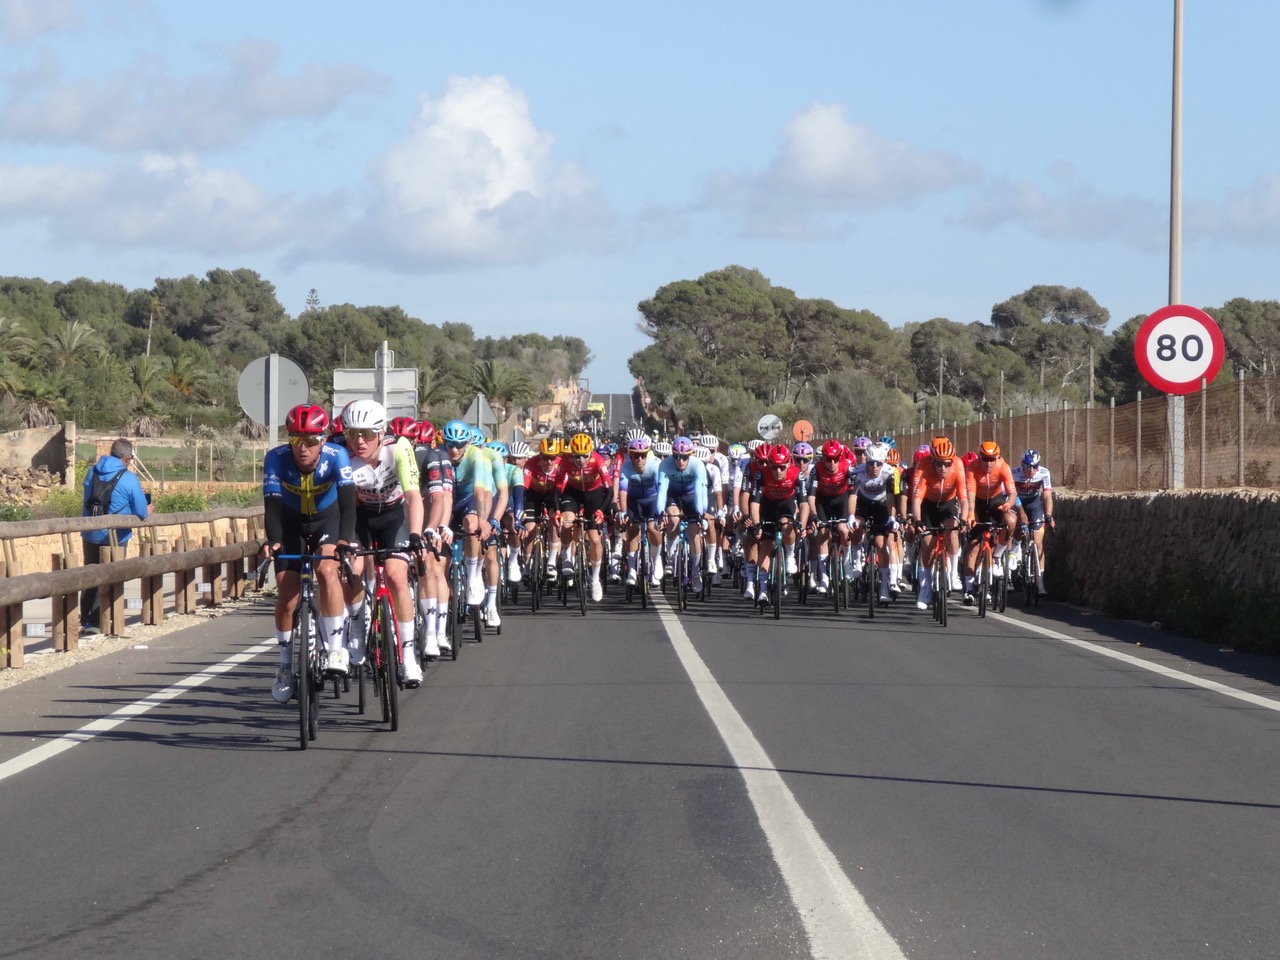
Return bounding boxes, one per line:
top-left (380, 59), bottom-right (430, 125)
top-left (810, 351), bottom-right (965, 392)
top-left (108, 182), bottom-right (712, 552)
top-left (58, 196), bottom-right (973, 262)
top-left (793, 455), bottom-right (812, 463)
top-left (866, 459), bottom-right (884, 467)
top-left (445, 441), bottom-right (469, 450)
top-left (289, 434), bottom-right (324, 448)
top-left (344, 428), bottom-right (381, 442)
top-left (980, 455), bottom-right (999, 462)
top-left (629, 451), bottom-right (648, 458)
top-left (933, 458), bottom-right (953, 467)
top-left (673, 454), bottom-right (690, 461)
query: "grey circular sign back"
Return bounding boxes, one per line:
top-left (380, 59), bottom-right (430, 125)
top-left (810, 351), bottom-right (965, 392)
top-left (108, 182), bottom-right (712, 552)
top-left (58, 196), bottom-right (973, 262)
top-left (756, 414), bottom-right (783, 441)
top-left (238, 354), bottom-right (309, 425)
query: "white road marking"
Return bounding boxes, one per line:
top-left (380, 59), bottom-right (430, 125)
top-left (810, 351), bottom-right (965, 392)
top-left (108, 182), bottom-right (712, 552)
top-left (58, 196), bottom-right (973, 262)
top-left (989, 611), bottom-right (1280, 712)
top-left (654, 597), bottom-right (907, 960)
top-left (0, 642), bottom-right (275, 785)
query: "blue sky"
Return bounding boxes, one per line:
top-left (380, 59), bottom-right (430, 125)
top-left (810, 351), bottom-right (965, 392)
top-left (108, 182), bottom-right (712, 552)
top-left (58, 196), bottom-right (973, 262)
top-left (1, 0), bottom-right (1277, 392)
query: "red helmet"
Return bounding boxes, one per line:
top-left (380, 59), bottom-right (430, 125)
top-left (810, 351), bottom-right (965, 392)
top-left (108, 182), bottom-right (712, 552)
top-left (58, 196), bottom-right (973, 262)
top-left (416, 420), bottom-right (436, 445)
top-left (388, 416), bottom-right (418, 440)
top-left (753, 443), bottom-right (773, 463)
top-left (962, 451), bottom-right (979, 467)
top-left (328, 415), bottom-right (344, 437)
top-left (285, 403), bottom-right (329, 436)
top-left (767, 445), bottom-right (790, 466)
top-left (821, 439), bottom-right (844, 459)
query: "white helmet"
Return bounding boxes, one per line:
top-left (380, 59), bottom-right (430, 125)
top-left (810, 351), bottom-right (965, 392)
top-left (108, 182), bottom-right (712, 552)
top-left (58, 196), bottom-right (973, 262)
top-left (692, 446), bottom-right (711, 462)
top-left (343, 399), bottom-right (387, 431)
top-left (508, 440), bottom-right (532, 458)
top-left (865, 442), bottom-right (890, 464)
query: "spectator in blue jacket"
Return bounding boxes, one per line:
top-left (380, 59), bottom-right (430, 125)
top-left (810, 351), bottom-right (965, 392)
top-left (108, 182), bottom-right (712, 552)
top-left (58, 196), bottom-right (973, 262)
top-left (80, 438), bottom-right (150, 635)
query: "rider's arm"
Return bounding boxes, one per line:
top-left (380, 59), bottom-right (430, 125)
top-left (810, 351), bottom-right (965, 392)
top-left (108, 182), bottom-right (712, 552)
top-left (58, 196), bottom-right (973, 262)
top-left (693, 462), bottom-right (708, 517)
top-left (263, 495), bottom-right (284, 545)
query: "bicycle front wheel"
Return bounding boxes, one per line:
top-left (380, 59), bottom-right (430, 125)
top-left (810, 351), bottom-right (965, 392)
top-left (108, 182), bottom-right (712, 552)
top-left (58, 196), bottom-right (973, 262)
top-left (295, 605), bottom-right (314, 749)
top-left (978, 549), bottom-right (990, 618)
top-left (576, 548), bottom-right (588, 616)
top-left (379, 597), bottom-right (399, 730)
top-left (676, 539), bottom-right (689, 611)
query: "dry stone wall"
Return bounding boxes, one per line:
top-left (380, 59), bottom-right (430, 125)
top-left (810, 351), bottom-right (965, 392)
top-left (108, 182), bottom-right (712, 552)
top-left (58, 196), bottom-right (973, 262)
top-left (1048, 490), bottom-right (1280, 652)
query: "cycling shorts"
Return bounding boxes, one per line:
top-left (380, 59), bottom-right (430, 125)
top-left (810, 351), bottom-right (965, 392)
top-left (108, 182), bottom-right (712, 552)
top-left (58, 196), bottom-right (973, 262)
top-left (1021, 497), bottom-right (1047, 529)
top-left (625, 495), bottom-right (662, 523)
top-left (563, 486), bottom-right (610, 530)
top-left (757, 497), bottom-right (798, 525)
top-left (853, 494), bottom-right (890, 531)
top-left (813, 493), bottom-right (850, 524)
top-left (664, 492), bottom-right (702, 521)
top-left (522, 489), bottom-right (561, 525)
top-left (277, 503), bottom-right (341, 574)
top-left (920, 498), bottom-right (961, 528)
top-left (355, 503), bottom-right (412, 559)
top-left (972, 494), bottom-right (1011, 527)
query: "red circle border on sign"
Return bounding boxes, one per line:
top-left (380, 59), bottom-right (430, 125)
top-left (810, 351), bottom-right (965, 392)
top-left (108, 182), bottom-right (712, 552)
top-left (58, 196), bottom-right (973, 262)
top-left (1132, 304), bottom-right (1225, 395)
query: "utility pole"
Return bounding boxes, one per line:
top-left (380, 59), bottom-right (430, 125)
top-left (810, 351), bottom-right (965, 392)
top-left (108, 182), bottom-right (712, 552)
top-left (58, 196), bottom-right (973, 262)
top-left (937, 356), bottom-right (944, 429)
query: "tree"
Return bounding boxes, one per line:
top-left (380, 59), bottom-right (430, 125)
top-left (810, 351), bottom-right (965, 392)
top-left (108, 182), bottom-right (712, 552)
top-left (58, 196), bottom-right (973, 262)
top-left (1213, 298), bottom-right (1280, 376)
top-left (461, 359), bottom-right (541, 420)
top-left (39, 318), bottom-right (102, 371)
top-left (304, 288), bottom-right (320, 312)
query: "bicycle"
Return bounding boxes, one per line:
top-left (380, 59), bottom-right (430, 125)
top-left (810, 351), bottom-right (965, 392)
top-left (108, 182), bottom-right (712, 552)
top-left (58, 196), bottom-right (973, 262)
top-left (809, 519), bottom-right (849, 615)
top-left (623, 515), bottom-right (658, 609)
top-left (669, 517), bottom-right (704, 611)
top-left (262, 551), bottom-right (351, 750)
top-left (558, 515), bottom-right (590, 616)
top-left (447, 533), bottom-right (484, 659)
top-left (347, 545), bottom-right (410, 731)
top-left (753, 520), bottom-right (790, 621)
top-left (916, 524), bottom-right (953, 627)
top-left (967, 522), bottom-right (1000, 619)
top-left (524, 509), bottom-right (556, 614)
top-left (1015, 524), bottom-right (1043, 608)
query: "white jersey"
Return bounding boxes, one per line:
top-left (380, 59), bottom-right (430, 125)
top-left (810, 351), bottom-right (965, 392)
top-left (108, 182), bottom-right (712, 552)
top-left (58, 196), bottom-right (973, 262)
top-left (851, 463), bottom-right (895, 503)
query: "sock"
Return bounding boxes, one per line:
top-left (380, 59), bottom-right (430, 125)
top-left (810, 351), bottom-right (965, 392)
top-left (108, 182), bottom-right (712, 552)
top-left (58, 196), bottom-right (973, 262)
top-left (465, 556), bottom-right (481, 581)
top-left (485, 585), bottom-right (497, 608)
top-left (324, 615), bottom-right (345, 652)
top-left (890, 562), bottom-right (902, 583)
top-left (397, 621), bottom-right (414, 655)
top-left (276, 631), bottom-right (291, 666)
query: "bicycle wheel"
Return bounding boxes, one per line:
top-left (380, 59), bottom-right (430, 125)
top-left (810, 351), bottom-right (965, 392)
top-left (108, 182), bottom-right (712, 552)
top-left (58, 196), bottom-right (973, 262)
top-left (676, 537), bottom-right (689, 611)
top-left (576, 545), bottom-right (588, 616)
top-left (374, 599), bottom-right (391, 724)
top-left (865, 559), bottom-right (876, 620)
top-left (449, 565), bottom-right (463, 661)
top-left (978, 547), bottom-right (990, 618)
top-left (639, 536), bottom-right (649, 610)
top-left (295, 604), bottom-right (315, 749)
top-left (796, 537), bottom-right (808, 605)
top-left (933, 556), bottom-right (948, 627)
top-left (528, 541), bottom-right (543, 612)
top-left (1024, 544), bottom-right (1039, 607)
top-left (772, 552), bottom-right (783, 621)
top-left (997, 553), bottom-right (1009, 613)
top-left (381, 597), bottom-right (399, 730)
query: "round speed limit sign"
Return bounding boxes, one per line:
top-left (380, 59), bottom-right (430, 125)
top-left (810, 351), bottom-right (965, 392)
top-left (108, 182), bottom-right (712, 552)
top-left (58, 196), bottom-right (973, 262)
top-left (1133, 304), bottom-right (1224, 395)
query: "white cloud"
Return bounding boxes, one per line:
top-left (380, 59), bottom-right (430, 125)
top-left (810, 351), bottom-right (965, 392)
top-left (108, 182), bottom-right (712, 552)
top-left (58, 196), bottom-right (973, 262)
top-left (0, 39), bottom-right (386, 151)
top-left (0, 0), bottom-right (81, 44)
top-left (0, 154), bottom-right (335, 254)
top-left (337, 74), bottom-right (616, 269)
top-left (704, 102), bottom-right (980, 239)
top-left (1188, 173), bottom-right (1280, 246)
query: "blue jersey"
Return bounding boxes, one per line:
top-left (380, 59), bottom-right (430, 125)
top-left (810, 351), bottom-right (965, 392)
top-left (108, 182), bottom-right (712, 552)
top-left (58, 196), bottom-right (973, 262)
top-left (657, 456), bottom-right (708, 516)
top-left (263, 442), bottom-right (353, 515)
top-left (619, 456), bottom-right (662, 503)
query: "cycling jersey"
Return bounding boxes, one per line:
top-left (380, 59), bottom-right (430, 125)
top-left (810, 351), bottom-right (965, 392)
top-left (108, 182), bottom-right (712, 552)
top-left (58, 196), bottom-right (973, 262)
top-left (504, 461), bottom-right (525, 517)
top-left (966, 458), bottom-right (1016, 503)
top-left (349, 436), bottom-right (419, 511)
top-left (451, 445), bottom-right (495, 501)
top-left (910, 460), bottom-right (966, 505)
top-left (415, 444), bottom-right (455, 496)
top-left (658, 456), bottom-right (708, 516)
top-left (618, 456), bottom-right (662, 502)
top-left (704, 461), bottom-right (724, 506)
top-left (750, 462), bottom-right (809, 502)
top-left (263, 441), bottom-right (353, 515)
top-left (851, 463), bottom-right (900, 503)
top-left (561, 451), bottom-right (613, 492)
top-left (1012, 464), bottom-right (1053, 501)
top-left (813, 455), bottom-right (856, 496)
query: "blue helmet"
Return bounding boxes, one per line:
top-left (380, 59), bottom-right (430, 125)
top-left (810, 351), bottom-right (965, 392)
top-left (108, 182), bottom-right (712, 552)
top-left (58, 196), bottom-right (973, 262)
top-left (441, 420), bottom-right (470, 446)
top-left (1023, 449), bottom-right (1040, 468)
top-left (879, 435), bottom-right (895, 448)
top-left (487, 440), bottom-right (509, 458)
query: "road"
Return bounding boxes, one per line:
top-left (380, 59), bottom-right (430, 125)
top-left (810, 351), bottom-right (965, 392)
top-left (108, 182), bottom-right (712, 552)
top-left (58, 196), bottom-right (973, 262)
top-left (1, 579), bottom-right (1278, 960)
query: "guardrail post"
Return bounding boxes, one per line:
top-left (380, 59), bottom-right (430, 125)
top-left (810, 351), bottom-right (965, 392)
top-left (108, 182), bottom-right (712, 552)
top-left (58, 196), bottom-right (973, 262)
top-left (202, 537), bottom-right (222, 607)
top-left (174, 538), bottom-right (196, 614)
top-left (103, 544), bottom-right (126, 636)
top-left (51, 553), bottom-right (75, 652)
top-left (3, 601), bottom-right (21, 669)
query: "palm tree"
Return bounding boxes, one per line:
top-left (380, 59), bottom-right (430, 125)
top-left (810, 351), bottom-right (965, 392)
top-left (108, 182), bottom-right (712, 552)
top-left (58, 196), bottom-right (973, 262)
top-left (145, 296), bottom-right (162, 357)
top-left (461, 359), bottom-right (539, 421)
top-left (0, 315), bottom-right (35, 366)
top-left (40, 318), bottom-right (101, 371)
top-left (166, 353), bottom-right (213, 402)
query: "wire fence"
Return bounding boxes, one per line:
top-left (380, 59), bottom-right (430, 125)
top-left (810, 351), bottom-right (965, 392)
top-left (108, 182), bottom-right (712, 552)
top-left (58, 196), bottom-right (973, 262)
top-left (888, 374), bottom-right (1280, 492)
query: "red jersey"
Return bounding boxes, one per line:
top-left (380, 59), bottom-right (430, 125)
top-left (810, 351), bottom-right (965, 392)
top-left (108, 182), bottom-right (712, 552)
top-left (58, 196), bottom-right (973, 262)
top-left (524, 453), bottom-right (568, 495)
top-left (752, 462), bottom-right (809, 501)
top-left (812, 454), bottom-right (856, 497)
top-left (560, 451), bottom-right (612, 492)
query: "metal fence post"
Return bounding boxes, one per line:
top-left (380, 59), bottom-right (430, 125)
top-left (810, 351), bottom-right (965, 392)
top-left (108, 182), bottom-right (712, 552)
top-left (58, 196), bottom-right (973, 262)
top-left (1238, 372), bottom-right (1246, 486)
top-left (1060, 399), bottom-right (1068, 484)
top-left (1108, 397), bottom-right (1115, 492)
top-left (1136, 391), bottom-right (1143, 489)
top-left (1199, 376), bottom-right (1206, 488)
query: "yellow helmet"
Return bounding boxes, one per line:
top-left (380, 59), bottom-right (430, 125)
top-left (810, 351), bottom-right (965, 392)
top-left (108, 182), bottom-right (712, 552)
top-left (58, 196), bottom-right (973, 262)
top-left (540, 436), bottom-right (561, 456)
top-left (568, 433), bottom-right (594, 456)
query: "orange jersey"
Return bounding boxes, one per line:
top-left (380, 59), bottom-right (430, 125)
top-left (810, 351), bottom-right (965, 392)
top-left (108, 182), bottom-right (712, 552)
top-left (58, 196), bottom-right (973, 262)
top-left (911, 460), bottom-right (966, 505)
top-left (966, 459), bottom-right (1016, 501)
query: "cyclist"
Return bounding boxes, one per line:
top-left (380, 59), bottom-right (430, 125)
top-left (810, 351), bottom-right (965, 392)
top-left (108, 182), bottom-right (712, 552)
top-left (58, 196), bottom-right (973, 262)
top-left (962, 440), bottom-right (1018, 606)
top-left (412, 420), bottom-right (454, 659)
top-left (560, 432), bottom-right (613, 602)
top-left (441, 419), bottom-right (494, 611)
top-left (850, 442), bottom-right (901, 603)
top-left (475, 431), bottom-right (510, 626)
top-left (616, 434), bottom-right (664, 587)
top-left (1012, 449), bottom-right (1055, 597)
top-left (808, 438), bottom-right (855, 594)
top-left (262, 403), bottom-right (355, 702)
top-left (341, 400), bottom-right (426, 686)
top-left (738, 441), bottom-right (770, 600)
top-left (700, 434), bottom-right (731, 578)
top-left (523, 436), bottom-right (568, 579)
top-left (747, 444), bottom-right (810, 607)
top-left (657, 436), bottom-right (709, 597)
top-left (502, 441), bottom-right (531, 585)
top-left (909, 437), bottom-right (968, 612)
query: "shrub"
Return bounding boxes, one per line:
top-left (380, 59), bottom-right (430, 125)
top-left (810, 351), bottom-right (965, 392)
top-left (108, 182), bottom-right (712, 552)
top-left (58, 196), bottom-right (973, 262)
top-left (41, 489), bottom-right (85, 518)
top-left (0, 500), bottom-right (33, 521)
top-left (151, 491), bottom-right (206, 513)
top-left (208, 487), bottom-right (259, 508)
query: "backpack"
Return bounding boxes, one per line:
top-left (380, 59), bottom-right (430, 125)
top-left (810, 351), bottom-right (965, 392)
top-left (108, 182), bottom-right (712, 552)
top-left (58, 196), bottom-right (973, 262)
top-left (87, 469), bottom-right (125, 517)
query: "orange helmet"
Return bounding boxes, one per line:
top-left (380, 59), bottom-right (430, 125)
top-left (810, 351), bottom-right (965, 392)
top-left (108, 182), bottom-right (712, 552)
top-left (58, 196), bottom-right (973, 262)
top-left (979, 440), bottom-right (1001, 460)
top-left (886, 448), bottom-right (900, 466)
top-left (930, 436), bottom-right (956, 460)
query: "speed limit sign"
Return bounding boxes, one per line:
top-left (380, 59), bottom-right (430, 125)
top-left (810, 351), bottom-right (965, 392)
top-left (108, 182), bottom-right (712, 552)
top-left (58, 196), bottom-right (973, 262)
top-left (1133, 304), bottom-right (1224, 395)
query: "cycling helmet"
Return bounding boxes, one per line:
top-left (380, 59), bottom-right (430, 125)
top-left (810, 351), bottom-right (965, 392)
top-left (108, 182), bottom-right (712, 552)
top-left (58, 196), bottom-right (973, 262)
top-left (1023, 449), bottom-right (1041, 468)
top-left (979, 440), bottom-right (1001, 460)
top-left (441, 419), bottom-right (471, 446)
top-left (487, 440), bottom-right (509, 458)
top-left (508, 440), bottom-right (532, 458)
top-left (344, 399), bottom-right (387, 432)
top-left (568, 433), bottom-right (594, 456)
top-left (865, 442), bottom-right (889, 464)
top-left (601, 441), bottom-right (618, 457)
top-left (767, 445), bottom-right (791, 467)
top-left (539, 436), bottom-right (561, 456)
top-left (416, 420), bottom-right (436, 445)
top-left (886, 448), bottom-right (901, 467)
top-left (470, 427), bottom-right (487, 445)
top-left (821, 439), bottom-right (843, 459)
top-left (328, 414), bottom-right (344, 437)
top-left (879, 435), bottom-right (896, 449)
top-left (388, 416), bottom-right (418, 440)
top-left (625, 428), bottom-right (648, 444)
top-left (692, 446), bottom-right (711, 462)
top-left (627, 434), bottom-right (652, 453)
top-left (701, 433), bottom-right (720, 450)
top-left (753, 443), bottom-right (773, 463)
top-left (962, 451), bottom-right (979, 467)
top-left (654, 440), bottom-right (672, 457)
top-left (792, 441), bottom-right (813, 459)
top-left (727, 442), bottom-right (746, 460)
top-left (671, 436), bottom-right (694, 456)
top-left (853, 436), bottom-right (872, 451)
top-left (285, 403), bottom-right (329, 436)
top-left (746, 438), bottom-right (765, 452)
top-left (930, 437), bottom-right (956, 460)
top-left (914, 445), bottom-right (932, 464)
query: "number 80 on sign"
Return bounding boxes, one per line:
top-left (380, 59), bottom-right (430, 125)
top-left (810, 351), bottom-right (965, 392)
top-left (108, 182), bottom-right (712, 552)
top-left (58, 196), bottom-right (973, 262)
top-left (1133, 304), bottom-right (1225, 395)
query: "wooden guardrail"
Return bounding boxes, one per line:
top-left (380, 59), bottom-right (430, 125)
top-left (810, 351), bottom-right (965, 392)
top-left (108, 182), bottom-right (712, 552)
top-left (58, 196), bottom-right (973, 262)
top-left (0, 507), bottom-right (267, 670)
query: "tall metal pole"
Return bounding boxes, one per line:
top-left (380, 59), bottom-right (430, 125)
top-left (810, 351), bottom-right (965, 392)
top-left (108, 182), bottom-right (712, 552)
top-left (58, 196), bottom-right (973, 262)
top-left (1168, 0), bottom-right (1186, 488)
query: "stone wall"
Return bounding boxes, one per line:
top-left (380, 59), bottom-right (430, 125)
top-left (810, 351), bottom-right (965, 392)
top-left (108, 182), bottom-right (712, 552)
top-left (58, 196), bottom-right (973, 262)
top-left (0, 423), bottom-right (73, 484)
top-left (1048, 489), bottom-right (1280, 651)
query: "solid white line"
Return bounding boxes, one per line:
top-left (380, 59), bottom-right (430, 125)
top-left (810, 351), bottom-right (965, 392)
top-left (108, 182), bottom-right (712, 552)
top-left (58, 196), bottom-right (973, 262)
top-left (0, 642), bottom-right (275, 785)
top-left (653, 597), bottom-right (906, 960)
top-left (988, 612), bottom-right (1280, 712)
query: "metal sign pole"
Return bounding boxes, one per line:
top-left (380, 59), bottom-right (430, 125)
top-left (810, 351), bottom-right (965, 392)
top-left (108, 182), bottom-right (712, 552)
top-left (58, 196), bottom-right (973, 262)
top-left (267, 353), bottom-right (280, 445)
top-left (1168, 0), bottom-right (1185, 489)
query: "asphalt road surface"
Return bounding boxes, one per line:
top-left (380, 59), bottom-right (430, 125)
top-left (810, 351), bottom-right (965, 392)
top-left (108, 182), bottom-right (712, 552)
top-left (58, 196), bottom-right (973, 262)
top-left (2, 575), bottom-right (1278, 960)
